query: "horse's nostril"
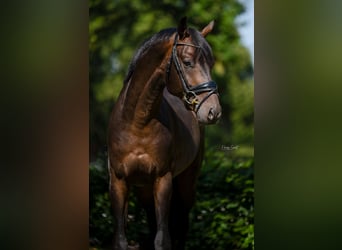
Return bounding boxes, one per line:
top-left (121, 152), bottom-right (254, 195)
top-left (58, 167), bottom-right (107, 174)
top-left (217, 111), bottom-right (222, 120)
top-left (208, 108), bottom-right (215, 121)
top-left (207, 108), bottom-right (221, 123)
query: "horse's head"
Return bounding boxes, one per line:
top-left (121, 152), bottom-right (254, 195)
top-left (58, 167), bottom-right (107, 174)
top-left (166, 17), bottom-right (222, 124)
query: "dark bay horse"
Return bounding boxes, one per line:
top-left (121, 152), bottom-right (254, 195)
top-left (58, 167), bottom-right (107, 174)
top-left (107, 17), bottom-right (221, 250)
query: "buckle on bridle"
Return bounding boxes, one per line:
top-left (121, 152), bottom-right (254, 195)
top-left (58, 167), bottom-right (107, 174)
top-left (183, 91), bottom-right (199, 107)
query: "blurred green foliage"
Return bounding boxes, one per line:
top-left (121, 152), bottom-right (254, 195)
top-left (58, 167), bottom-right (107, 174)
top-left (90, 0), bottom-right (254, 249)
top-left (186, 148), bottom-right (254, 250)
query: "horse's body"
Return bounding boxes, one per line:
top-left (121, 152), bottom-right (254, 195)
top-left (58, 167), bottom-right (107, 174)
top-left (108, 18), bottom-right (221, 250)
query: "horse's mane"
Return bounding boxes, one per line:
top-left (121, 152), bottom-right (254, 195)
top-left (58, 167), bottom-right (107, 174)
top-left (123, 27), bottom-right (214, 84)
top-left (123, 28), bottom-right (175, 84)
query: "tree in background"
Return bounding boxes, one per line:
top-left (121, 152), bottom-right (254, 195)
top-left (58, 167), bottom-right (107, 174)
top-left (90, 0), bottom-right (254, 249)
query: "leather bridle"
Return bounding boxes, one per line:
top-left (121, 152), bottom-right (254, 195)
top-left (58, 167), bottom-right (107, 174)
top-left (166, 34), bottom-right (218, 113)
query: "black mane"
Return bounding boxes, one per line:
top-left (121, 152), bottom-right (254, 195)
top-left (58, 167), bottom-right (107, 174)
top-left (123, 28), bottom-right (175, 84)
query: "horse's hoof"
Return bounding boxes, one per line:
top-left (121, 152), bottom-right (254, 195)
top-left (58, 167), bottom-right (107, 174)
top-left (128, 242), bottom-right (140, 250)
top-left (127, 244), bottom-right (140, 250)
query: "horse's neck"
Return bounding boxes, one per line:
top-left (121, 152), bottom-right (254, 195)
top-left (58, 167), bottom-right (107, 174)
top-left (121, 53), bottom-right (170, 128)
top-left (132, 68), bottom-right (166, 128)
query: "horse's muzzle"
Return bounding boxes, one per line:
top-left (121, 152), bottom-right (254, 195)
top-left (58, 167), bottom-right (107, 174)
top-left (196, 94), bottom-right (222, 125)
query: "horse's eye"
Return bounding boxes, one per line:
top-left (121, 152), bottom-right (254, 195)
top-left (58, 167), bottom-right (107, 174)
top-left (183, 60), bottom-right (193, 68)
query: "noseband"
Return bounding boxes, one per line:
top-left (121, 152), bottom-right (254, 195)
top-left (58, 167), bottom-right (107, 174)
top-left (166, 34), bottom-right (218, 113)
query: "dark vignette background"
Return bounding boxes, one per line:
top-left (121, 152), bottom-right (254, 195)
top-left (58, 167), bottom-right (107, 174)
top-left (0, 0), bottom-right (342, 250)
top-left (0, 1), bottom-right (88, 250)
top-left (255, 1), bottom-right (342, 250)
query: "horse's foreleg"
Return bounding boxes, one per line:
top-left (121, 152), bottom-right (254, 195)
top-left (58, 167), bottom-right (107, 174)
top-left (136, 185), bottom-right (156, 250)
top-left (169, 178), bottom-right (194, 250)
top-left (109, 167), bottom-right (129, 250)
top-left (153, 172), bottom-right (172, 250)
top-left (170, 158), bottom-right (203, 250)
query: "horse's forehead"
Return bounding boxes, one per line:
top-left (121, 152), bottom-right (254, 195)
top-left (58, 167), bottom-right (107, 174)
top-left (185, 34), bottom-right (201, 46)
top-left (182, 40), bottom-right (212, 64)
top-left (179, 44), bottom-right (197, 57)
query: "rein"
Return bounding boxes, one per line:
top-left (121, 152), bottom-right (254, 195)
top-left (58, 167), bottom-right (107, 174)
top-left (166, 34), bottom-right (218, 113)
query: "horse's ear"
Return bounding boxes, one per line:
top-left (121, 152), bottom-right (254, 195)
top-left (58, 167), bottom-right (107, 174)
top-left (201, 20), bottom-right (215, 37)
top-left (178, 16), bottom-right (190, 40)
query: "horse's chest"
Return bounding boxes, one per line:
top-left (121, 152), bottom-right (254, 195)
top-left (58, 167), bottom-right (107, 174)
top-left (110, 128), bottom-right (171, 183)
